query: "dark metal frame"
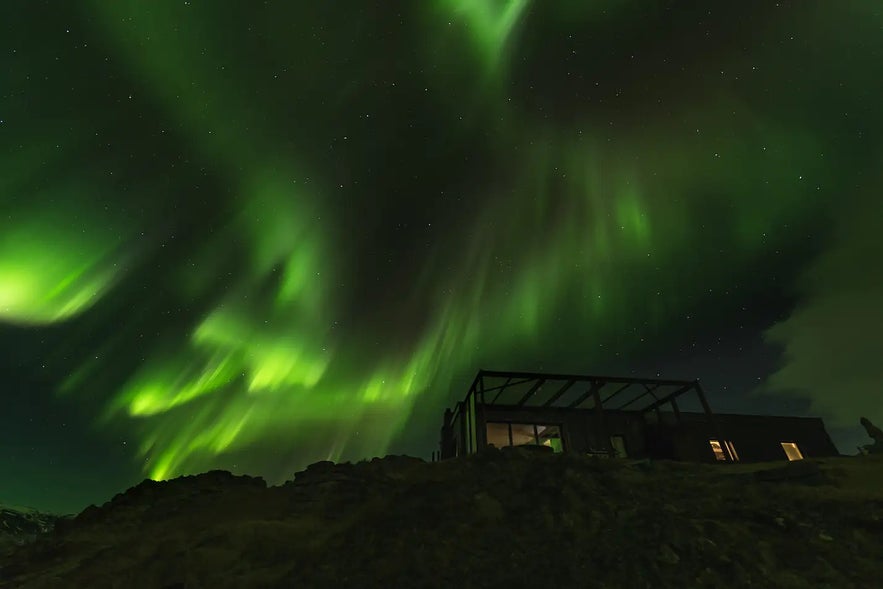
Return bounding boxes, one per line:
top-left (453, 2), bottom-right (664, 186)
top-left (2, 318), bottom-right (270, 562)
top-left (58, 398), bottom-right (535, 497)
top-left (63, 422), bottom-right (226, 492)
top-left (439, 369), bottom-right (732, 461)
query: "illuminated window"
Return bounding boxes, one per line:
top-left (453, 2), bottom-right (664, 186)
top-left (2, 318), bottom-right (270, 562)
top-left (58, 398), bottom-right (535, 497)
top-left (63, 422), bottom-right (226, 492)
top-left (486, 422), bottom-right (512, 448)
top-left (543, 435), bottom-right (564, 452)
top-left (709, 439), bottom-right (739, 461)
top-left (725, 440), bottom-right (740, 461)
top-left (485, 422), bottom-right (564, 452)
top-left (781, 442), bottom-right (804, 461)
top-left (709, 439), bottom-right (727, 461)
top-left (510, 423), bottom-right (539, 446)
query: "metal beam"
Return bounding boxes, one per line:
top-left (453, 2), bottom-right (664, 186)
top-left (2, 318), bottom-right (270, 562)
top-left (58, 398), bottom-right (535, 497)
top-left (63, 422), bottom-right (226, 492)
top-left (484, 377), bottom-right (533, 396)
top-left (476, 376), bottom-right (487, 448)
top-left (478, 369), bottom-right (694, 388)
top-left (695, 381), bottom-right (730, 462)
top-left (541, 379), bottom-right (576, 407)
top-left (615, 383), bottom-right (662, 410)
top-left (515, 378), bottom-right (546, 407)
top-left (466, 372), bottom-right (482, 403)
top-left (647, 384), bottom-right (661, 402)
top-left (490, 377), bottom-right (531, 404)
top-left (598, 382), bottom-right (632, 406)
top-left (639, 383), bottom-right (695, 413)
top-left (458, 401), bottom-right (466, 457)
top-left (592, 385), bottom-right (614, 454)
top-left (671, 397), bottom-right (682, 424)
top-left (566, 380), bottom-right (604, 409)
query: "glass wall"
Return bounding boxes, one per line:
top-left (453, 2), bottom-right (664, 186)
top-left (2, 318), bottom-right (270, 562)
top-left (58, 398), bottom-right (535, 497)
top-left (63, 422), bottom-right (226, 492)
top-left (486, 422), bottom-right (564, 452)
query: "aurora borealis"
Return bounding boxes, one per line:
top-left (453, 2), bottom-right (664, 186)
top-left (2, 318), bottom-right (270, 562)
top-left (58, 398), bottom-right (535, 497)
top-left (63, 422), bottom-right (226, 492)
top-left (2, 1), bottom-right (881, 514)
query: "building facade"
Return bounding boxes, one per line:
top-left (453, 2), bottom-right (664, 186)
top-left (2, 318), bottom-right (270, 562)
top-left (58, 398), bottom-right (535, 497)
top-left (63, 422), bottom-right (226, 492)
top-left (437, 370), bottom-right (840, 463)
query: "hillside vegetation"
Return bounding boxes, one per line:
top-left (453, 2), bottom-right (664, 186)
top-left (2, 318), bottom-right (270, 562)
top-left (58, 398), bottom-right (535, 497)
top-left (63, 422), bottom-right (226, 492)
top-left (2, 448), bottom-right (882, 588)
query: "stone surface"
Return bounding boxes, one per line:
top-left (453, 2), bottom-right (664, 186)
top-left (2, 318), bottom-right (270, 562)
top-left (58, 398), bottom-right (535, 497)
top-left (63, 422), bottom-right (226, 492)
top-left (860, 417), bottom-right (883, 454)
top-left (2, 453), bottom-right (883, 588)
top-left (0, 506), bottom-right (68, 559)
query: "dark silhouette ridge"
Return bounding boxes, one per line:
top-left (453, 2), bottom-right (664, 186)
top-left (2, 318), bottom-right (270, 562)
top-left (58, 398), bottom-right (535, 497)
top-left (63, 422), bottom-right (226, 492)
top-left (860, 416), bottom-right (883, 454)
top-left (2, 450), bottom-right (883, 588)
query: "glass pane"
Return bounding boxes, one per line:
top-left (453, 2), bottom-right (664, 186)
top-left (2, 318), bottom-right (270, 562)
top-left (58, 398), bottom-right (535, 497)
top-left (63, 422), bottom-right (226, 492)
top-left (510, 423), bottom-right (539, 445)
top-left (781, 442), bottom-right (803, 461)
top-left (538, 424), bottom-right (563, 452)
top-left (486, 422), bottom-right (512, 448)
top-left (709, 439), bottom-right (727, 461)
top-left (486, 423), bottom-right (564, 451)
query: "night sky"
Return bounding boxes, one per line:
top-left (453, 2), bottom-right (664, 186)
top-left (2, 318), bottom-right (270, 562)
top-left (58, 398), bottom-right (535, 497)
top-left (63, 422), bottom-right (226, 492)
top-left (2, 1), bottom-right (881, 515)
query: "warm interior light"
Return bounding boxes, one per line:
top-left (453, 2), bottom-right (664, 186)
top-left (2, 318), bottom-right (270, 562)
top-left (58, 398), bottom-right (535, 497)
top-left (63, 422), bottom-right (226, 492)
top-left (709, 439), bottom-right (727, 461)
top-left (485, 422), bottom-right (563, 452)
top-left (485, 422), bottom-right (512, 448)
top-left (725, 440), bottom-right (740, 461)
top-left (781, 442), bottom-right (804, 461)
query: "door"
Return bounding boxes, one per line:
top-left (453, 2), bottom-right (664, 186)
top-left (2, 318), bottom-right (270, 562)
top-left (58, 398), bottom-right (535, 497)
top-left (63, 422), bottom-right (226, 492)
top-left (610, 435), bottom-right (628, 458)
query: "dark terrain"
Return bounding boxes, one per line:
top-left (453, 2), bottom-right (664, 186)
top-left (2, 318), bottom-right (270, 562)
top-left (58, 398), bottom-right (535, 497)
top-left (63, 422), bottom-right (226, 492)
top-left (0, 505), bottom-right (67, 558)
top-left (2, 448), bottom-right (882, 588)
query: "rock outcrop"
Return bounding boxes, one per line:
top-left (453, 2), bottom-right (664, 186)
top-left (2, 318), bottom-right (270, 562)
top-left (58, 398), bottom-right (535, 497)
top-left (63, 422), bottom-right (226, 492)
top-left (2, 451), bottom-right (882, 588)
top-left (860, 416), bottom-right (883, 454)
top-left (0, 505), bottom-right (68, 559)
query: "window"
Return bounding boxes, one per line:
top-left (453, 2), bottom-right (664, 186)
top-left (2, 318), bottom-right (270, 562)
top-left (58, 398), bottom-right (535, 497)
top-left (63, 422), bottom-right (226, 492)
top-left (709, 439), bottom-right (727, 461)
top-left (486, 422), bottom-right (513, 448)
top-left (725, 440), bottom-right (740, 461)
top-left (543, 433), bottom-right (564, 452)
top-left (510, 423), bottom-right (539, 446)
top-left (709, 439), bottom-right (738, 461)
top-left (781, 442), bottom-right (803, 461)
top-left (486, 422), bottom-right (564, 452)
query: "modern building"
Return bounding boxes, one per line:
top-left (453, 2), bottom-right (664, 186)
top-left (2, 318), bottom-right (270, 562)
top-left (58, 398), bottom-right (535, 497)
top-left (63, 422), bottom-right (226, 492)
top-left (436, 370), bottom-right (840, 463)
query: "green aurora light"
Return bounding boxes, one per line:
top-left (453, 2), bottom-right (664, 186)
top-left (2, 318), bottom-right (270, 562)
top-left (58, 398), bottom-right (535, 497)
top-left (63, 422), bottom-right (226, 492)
top-left (0, 1), bottom-right (880, 499)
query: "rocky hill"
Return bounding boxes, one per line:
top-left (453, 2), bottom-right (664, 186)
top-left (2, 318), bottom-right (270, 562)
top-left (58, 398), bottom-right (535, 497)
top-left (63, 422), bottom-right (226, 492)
top-left (0, 504), bottom-right (69, 559)
top-left (1, 448), bottom-right (882, 588)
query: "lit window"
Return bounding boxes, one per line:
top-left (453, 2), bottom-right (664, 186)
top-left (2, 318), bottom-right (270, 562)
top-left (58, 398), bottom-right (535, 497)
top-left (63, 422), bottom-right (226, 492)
top-left (709, 439), bottom-right (739, 461)
top-left (486, 422), bottom-right (512, 448)
top-left (709, 439), bottom-right (727, 461)
top-left (725, 440), bottom-right (740, 461)
top-left (485, 423), bottom-right (564, 452)
top-left (510, 423), bottom-right (539, 446)
top-left (536, 425), bottom-right (563, 452)
top-left (543, 437), bottom-right (563, 452)
top-left (781, 442), bottom-right (803, 461)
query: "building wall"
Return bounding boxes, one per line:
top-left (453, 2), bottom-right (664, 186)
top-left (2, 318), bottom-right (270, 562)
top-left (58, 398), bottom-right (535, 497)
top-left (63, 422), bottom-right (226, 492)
top-left (443, 403), bottom-right (840, 463)
top-left (674, 413), bottom-right (841, 462)
top-left (479, 405), bottom-right (650, 457)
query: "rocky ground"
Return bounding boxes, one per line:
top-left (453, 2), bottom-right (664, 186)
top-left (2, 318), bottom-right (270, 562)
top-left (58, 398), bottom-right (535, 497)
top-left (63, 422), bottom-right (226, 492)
top-left (0, 505), bottom-right (68, 558)
top-left (1, 448), bottom-right (882, 589)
